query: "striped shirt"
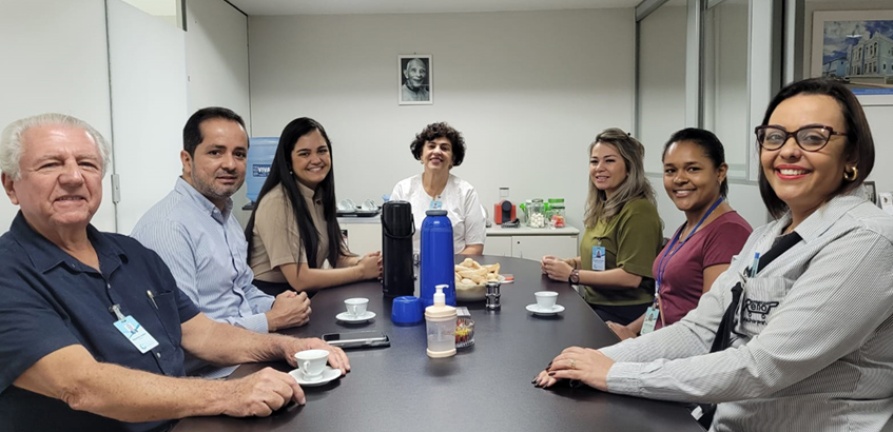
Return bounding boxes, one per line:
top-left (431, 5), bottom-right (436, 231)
top-left (132, 178), bottom-right (274, 378)
top-left (602, 189), bottom-right (893, 431)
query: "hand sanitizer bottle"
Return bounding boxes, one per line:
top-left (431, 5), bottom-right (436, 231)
top-left (425, 284), bottom-right (457, 358)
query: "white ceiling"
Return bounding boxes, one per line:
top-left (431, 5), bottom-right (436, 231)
top-left (225, 0), bottom-right (644, 16)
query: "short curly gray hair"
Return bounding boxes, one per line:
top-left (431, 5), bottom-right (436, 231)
top-left (0, 113), bottom-right (111, 180)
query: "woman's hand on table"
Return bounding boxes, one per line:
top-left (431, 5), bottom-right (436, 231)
top-left (607, 321), bottom-right (637, 341)
top-left (532, 346), bottom-right (614, 391)
top-left (356, 251), bottom-right (382, 280)
top-left (541, 255), bottom-right (574, 282)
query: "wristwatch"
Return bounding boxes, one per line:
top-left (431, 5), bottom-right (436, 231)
top-left (568, 269), bottom-right (580, 284)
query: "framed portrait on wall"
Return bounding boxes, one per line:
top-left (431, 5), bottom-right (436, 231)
top-left (811, 10), bottom-right (893, 106)
top-left (879, 192), bottom-right (893, 215)
top-left (863, 180), bottom-right (878, 206)
top-left (398, 55), bottom-right (433, 105)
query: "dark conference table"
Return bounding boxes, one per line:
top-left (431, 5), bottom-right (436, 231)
top-left (173, 256), bottom-right (703, 432)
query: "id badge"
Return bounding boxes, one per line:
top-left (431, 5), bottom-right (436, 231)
top-left (591, 246), bottom-right (606, 271)
top-left (641, 306), bottom-right (659, 335)
top-left (114, 315), bottom-right (159, 353)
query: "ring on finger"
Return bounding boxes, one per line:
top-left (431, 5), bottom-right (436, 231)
top-left (570, 359), bottom-right (576, 368)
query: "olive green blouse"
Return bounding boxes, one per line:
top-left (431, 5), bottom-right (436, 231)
top-left (579, 198), bottom-right (662, 306)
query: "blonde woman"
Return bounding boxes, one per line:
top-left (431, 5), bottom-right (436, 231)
top-left (542, 128), bottom-right (662, 325)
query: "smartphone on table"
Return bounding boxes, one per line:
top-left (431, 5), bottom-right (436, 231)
top-left (322, 331), bottom-right (390, 349)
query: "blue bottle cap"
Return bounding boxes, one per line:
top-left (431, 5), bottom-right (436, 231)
top-left (392, 296), bottom-right (423, 325)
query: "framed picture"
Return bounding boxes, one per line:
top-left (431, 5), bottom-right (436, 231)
top-left (863, 180), bottom-right (878, 205)
top-left (398, 55), bottom-right (432, 105)
top-left (811, 11), bottom-right (893, 106)
top-left (879, 192), bottom-right (893, 216)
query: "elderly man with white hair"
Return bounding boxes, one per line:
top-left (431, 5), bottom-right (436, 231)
top-left (0, 114), bottom-right (349, 432)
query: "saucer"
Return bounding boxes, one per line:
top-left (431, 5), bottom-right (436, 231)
top-left (336, 311), bottom-right (376, 323)
top-left (289, 366), bottom-right (341, 387)
top-left (526, 304), bottom-right (565, 316)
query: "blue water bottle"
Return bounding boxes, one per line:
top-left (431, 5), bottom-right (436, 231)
top-left (420, 209), bottom-right (456, 307)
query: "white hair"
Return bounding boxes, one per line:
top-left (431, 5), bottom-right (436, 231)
top-left (0, 113), bottom-right (111, 180)
top-left (404, 57), bottom-right (426, 73)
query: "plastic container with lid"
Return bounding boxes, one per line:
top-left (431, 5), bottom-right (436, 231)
top-left (425, 284), bottom-right (457, 358)
top-left (545, 198), bottom-right (564, 211)
top-left (549, 201), bottom-right (566, 228)
top-left (526, 199), bottom-right (546, 228)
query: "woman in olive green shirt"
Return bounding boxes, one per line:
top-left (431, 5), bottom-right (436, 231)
top-left (542, 128), bottom-right (662, 325)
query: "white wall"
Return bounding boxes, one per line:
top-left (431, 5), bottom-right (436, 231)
top-left (185, 0), bottom-right (251, 120)
top-left (638, 3), bottom-right (687, 175)
top-left (702, 0), bottom-right (749, 178)
top-left (0, 0), bottom-right (116, 232)
top-left (121, 0), bottom-right (180, 27)
top-left (802, 0), bottom-right (893, 194)
top-left (248, 9), bottom-right (636, 232)
top-left (638, 1), bottom-right (768, 236)
top-left (108, 0), bottom-right (189, 235)
top-left (0, 0), bottom-right (250, 235)
top-left (185, 0), bottom-right (252, 226)
top-left (111, 0), bottom-right (253, 235)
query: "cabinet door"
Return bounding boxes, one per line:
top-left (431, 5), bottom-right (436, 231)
top-left (341, 223), bottom-right (382, 254)
top-left (484, 236), bottom-right (512, 257)
top-left (513, 236), bottom-right (578, 261)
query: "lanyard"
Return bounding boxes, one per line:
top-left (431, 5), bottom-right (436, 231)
top-left (655, 197), bottom-right (723, 295)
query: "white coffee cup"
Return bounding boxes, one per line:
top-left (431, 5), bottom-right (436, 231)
top-left (345, 297), bottom-right (369, 317)
top-left (535, 291), bottom-right (558, 310)
top-left (295, 349), bottom-right (329, 379)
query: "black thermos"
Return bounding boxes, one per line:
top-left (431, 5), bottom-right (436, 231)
top-left (382, 201), bottom-right (415, 297)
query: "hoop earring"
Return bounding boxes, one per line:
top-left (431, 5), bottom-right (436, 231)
top-left (843, 166), bottom-right (858, 182)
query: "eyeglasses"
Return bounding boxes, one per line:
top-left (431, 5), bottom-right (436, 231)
top-left (754, 125), bottom-right (846, 152)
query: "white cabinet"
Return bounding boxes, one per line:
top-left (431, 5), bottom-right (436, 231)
top-left (485, 226), bottom-right (579, 261)
top-left (339, 216), bottom-right (383, 253)
top-left (339, 218), bottom-right (580, 260)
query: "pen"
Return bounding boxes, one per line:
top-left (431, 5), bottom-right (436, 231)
top-left (147, 290), bottom-right (158, 309)
top-left (750, 252), bottom-right (760, 278)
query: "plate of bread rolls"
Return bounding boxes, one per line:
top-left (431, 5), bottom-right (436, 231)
top-left (454, 258), bottom-right (506, 301)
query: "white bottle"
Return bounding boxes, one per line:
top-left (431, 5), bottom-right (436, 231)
top-left (425, 284), bottom-right (457, 358)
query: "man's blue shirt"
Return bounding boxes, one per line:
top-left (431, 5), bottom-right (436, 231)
top-left (0, 212), bottom-right (200, 432)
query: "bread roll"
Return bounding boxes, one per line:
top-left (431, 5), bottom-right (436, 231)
top-left (454, 258), bottom-right (501, 287)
